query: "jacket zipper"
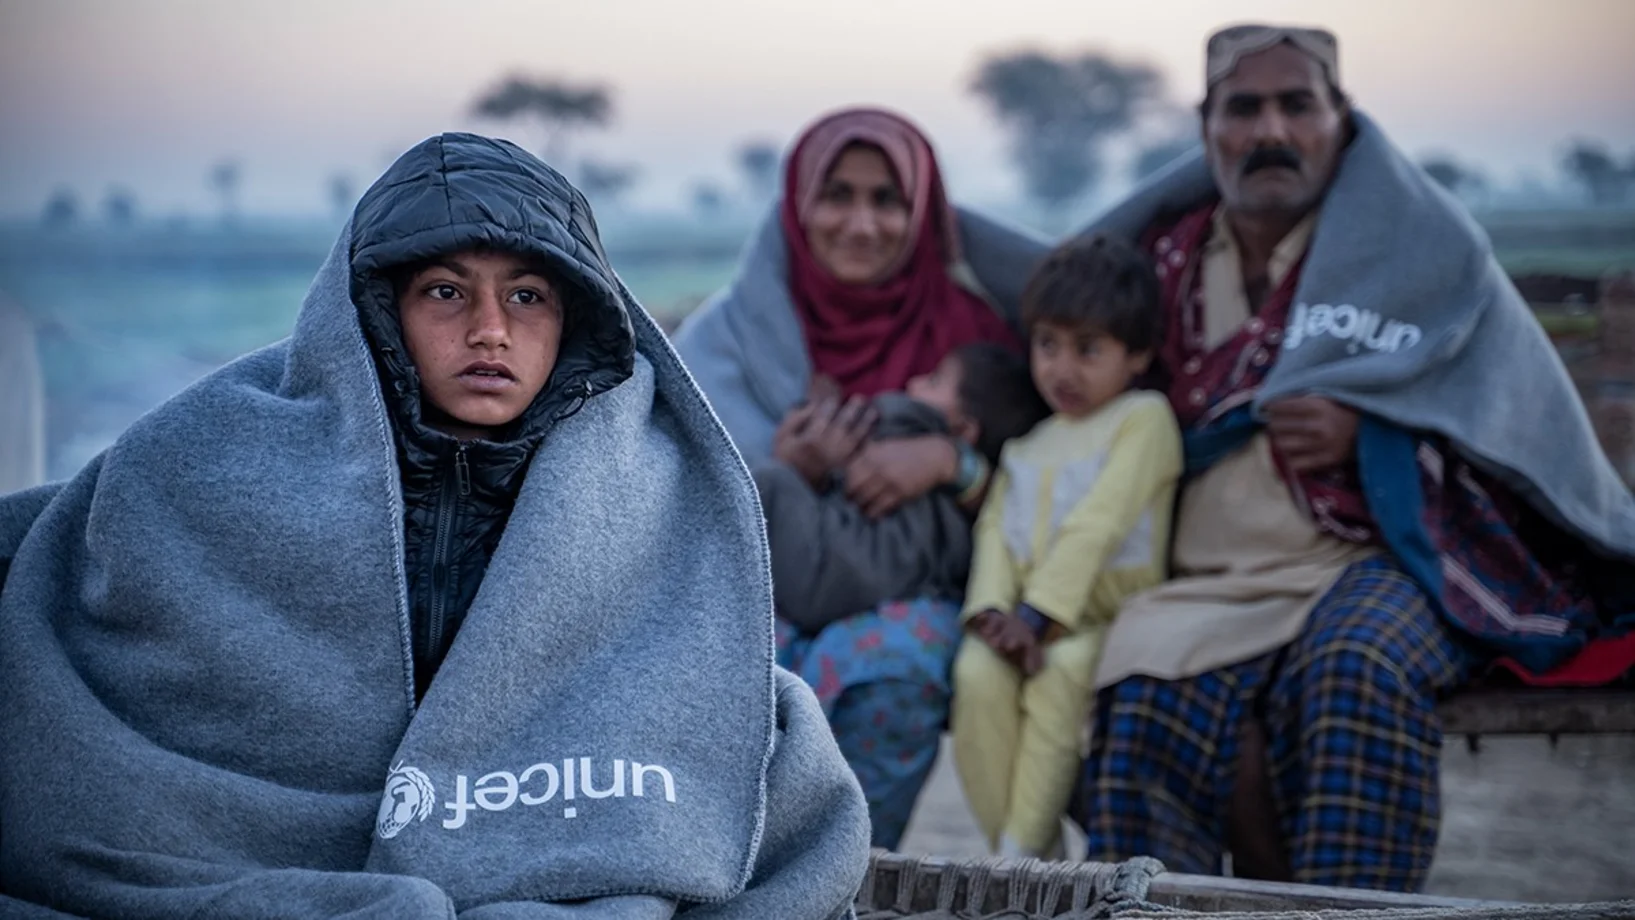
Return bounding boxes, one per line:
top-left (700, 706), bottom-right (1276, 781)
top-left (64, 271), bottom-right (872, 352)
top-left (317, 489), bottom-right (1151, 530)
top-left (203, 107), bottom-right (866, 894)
top-left (425, 443), bottom-right (467, 673)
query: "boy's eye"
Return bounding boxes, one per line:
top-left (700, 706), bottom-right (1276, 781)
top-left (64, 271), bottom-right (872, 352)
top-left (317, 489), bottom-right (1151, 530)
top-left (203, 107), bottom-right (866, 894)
top-left (511, 289), bottom-right (541, 305)
top-left (426, 283), bottom-right (460, 300)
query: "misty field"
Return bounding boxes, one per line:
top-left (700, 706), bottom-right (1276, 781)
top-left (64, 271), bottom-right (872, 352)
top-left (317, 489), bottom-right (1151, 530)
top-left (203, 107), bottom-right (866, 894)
top-left (2, 207), bottom-right (1631, 479)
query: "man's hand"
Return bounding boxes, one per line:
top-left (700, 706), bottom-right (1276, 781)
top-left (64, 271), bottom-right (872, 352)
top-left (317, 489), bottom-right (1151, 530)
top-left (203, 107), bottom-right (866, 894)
top-left (843, 435), bottom-right (959, 519)
top-left (1263, 396), bottom-right (1359, 473)
top-left (772, 395), bottom-right (876, 488)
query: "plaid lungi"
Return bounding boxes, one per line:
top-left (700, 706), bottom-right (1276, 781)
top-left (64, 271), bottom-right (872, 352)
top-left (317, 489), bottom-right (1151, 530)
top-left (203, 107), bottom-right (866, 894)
top-left (1074, 556), bottom-right (1477, 892)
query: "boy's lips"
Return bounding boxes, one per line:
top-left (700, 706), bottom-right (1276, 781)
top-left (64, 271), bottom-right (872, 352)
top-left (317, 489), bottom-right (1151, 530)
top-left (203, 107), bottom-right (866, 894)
top-left (457, 360), bottom-right (517, 392)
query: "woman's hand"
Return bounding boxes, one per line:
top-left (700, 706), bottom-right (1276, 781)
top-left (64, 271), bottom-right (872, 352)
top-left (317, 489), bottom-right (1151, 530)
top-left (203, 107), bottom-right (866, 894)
top-left (773, 394), bottom-right (876, 488)
top-left (843, 435), bottom-right (959, 519)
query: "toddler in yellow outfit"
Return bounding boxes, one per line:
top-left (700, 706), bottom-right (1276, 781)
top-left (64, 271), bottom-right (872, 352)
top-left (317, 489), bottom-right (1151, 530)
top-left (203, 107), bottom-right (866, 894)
top-left (953, 235), bottom-right (1182, 858)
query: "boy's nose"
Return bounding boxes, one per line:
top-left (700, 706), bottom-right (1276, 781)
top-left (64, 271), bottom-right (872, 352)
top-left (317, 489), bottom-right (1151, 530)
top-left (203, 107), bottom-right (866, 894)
top-left (466, 290), bottom-right (509, 347)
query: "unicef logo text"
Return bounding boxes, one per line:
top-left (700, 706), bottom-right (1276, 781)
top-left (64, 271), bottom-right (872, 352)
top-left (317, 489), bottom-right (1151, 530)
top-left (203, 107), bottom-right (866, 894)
top-left (375, 757), bottom-right (678, 838)
top-left (1284, 303), bottom-right (1423, 356)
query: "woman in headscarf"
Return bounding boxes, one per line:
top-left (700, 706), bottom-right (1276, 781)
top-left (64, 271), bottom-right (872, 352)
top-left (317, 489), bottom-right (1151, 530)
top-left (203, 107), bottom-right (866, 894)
top-left (673, 107), bottom-right (1050, 847)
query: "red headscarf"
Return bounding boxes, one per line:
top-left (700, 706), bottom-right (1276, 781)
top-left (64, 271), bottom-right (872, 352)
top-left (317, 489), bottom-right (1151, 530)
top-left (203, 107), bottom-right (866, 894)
top-left (781, 107), bottom-right (1019, 398)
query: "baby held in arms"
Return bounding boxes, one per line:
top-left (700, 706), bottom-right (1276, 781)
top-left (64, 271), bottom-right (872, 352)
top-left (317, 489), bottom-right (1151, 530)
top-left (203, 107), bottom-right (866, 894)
top-left (753, 342), bottom-right (1050, 635)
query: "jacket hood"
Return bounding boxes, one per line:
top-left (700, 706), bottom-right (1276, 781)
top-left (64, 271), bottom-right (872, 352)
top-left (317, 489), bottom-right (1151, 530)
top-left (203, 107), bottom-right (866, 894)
top-left (348, 132), bottom-right (636, 444)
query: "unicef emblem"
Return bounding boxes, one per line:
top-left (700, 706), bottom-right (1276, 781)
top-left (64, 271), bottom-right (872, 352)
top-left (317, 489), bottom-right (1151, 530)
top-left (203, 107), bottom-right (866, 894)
top-left (376, 763), bottom-right (436, 839)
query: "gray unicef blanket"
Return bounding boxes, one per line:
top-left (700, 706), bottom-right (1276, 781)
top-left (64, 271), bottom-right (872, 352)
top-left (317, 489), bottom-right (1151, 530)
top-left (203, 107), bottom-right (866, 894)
top-left (0, 133), bottom-right (867, 919)
top-left (1083, 110), bottom-right (1635, 558)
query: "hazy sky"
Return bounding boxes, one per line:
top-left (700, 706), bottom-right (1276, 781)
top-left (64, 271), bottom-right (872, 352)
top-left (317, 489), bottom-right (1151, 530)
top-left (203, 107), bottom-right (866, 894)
top-left (2, 0), bottom-right (1632, 217)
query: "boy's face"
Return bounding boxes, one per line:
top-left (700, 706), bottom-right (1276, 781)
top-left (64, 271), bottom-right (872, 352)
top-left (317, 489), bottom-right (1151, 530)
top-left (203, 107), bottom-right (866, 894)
top-left (1029, 321), bottom-right (1150, 419)
top-left (397, 250), bottom-right (565, 440)
top-left (905, 354), bottom-right (979, 445)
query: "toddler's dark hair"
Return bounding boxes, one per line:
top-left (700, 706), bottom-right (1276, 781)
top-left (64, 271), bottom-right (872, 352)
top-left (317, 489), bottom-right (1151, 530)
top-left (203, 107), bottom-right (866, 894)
top-left (952, 342), bottom-right (1051, 464)
top-left (1019, 234), bottom-right (1162, 353)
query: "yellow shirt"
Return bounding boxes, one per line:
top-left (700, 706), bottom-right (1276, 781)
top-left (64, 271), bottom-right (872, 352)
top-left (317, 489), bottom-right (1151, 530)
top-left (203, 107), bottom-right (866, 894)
top-left (962, 390), bottom-right (1182, 631)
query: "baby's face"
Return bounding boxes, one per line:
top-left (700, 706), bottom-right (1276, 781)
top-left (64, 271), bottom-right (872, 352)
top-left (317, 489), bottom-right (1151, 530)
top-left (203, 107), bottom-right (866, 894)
top-left (905, 354), bottom-right (968, 429)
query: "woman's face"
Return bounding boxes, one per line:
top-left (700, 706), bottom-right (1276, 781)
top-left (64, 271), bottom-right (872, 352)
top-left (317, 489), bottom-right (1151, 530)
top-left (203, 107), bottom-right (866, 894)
top-left (805, 145), bottom-right (912, 285)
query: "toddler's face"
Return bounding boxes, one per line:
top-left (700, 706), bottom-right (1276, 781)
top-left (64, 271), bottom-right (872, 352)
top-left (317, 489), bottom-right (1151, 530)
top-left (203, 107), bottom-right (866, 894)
top-left (1029, 322), bottom-right (1150, 418)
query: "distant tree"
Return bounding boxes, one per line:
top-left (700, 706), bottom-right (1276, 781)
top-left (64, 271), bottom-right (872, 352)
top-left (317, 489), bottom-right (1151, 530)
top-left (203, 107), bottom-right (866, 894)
top-left (578, 158), bottom-right (639, 206)
top-left (691, 181), bottom-right (726, 218)
top-left (1561, 140), bottom-right (1632, 206)
top-left (471, 75), bottom-right (613, 166)
top-left (41, 188), bottom-right (79, 229)
top-left (102, 187), bottom-right (137, 226)
top-left (209, 160), bottom-right (242, 223)
top-left (1420, 158), bottom-right (1464, 191)
top-left (1132, 136), bottom-right (1199, 182)
top-left (1419, 155), bottom-right (1487, 202)
top-left (970, 49), bottom-right (1165, 224)
top-left (327, 173), bottom-right (356, 218)
top-left (736, 140), bottom-right (781, 201)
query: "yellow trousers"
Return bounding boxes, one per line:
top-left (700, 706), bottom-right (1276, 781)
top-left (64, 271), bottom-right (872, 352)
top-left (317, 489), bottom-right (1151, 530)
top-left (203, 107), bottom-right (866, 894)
top-left (950, 628), bottom-right (1102, 855)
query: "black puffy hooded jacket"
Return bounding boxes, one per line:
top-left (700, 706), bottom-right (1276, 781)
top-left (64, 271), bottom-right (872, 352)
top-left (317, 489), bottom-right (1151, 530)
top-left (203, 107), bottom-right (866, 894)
top-left (347, 133), bottom-right (635, 700)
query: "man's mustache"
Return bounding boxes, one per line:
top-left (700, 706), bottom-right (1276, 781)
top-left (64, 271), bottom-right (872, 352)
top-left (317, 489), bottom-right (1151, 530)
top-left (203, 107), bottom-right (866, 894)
top-left (1243, 147), bottom-right (1302, 176)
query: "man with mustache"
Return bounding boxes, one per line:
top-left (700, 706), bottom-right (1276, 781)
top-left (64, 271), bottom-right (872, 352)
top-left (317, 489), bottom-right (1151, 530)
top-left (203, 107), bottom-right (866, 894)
top-left (1070, 24), bottom-right (1635, 892)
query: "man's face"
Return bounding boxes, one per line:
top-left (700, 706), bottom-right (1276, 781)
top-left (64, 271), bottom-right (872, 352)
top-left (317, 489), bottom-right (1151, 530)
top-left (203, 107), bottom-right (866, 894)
top-left (1202, 42), bottom-right (1348, 217)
